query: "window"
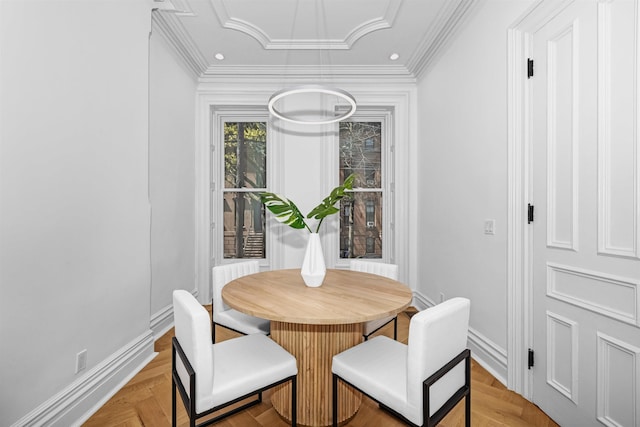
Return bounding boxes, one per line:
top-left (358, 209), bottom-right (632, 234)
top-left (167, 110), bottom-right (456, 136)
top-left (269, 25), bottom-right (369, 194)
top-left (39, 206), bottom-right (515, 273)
top-left (365, 199), bottom-right (375, 226)
top-left (222, 121), bottom-right (267, 259)
top-left (366, 236), bottom-right (375, 254)
top-left (339, 121), bottom-right (384, 259)
top-left (364, 137), bottom-right (375, 152)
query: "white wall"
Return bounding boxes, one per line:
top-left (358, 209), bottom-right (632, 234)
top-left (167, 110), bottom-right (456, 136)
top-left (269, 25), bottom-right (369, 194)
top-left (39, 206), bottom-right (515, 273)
top-left (416, 0), bottom-right (534, 381)
top-left (0, 1), bottom-right (154, 424)
top-left (149, 22), bottom-right (197, 334)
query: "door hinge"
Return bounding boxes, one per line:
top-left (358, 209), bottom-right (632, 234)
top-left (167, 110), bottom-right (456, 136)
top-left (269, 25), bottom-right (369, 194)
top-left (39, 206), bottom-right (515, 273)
top-left (528, 203), bottom-right (535, 224)
top-left (528, 348), bottom-right (535, 369)
top-left (527, 58), bottom-right (534, 78)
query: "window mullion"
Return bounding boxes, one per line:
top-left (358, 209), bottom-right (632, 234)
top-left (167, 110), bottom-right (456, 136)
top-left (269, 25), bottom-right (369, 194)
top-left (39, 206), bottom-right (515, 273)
top-left (222, 188), bottom-right (268, 193)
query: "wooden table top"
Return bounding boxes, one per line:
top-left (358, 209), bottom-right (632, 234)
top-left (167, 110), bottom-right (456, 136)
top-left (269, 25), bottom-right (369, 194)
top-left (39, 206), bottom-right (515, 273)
top-left (222, 268), bottom-right (413, 325)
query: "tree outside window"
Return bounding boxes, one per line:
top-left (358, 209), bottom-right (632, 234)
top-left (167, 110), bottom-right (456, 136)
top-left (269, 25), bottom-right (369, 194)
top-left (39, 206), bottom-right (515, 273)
top-left (223, 122), bottom-right (266, 258)
top-left (339, 121), bottom-right (383, 259)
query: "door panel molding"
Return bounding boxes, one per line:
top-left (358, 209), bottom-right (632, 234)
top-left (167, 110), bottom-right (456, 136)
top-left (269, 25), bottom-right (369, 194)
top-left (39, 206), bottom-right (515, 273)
top-left (547, 263), bottom-right (639, 326)
top-left (597, 0), bottom-right (640, 260)
top-left (597, 332), bottom-right (640, 427)
top-left (546, 311), bottom-right (579, 403)
top-left (547, 22), bottom-right (580, 251)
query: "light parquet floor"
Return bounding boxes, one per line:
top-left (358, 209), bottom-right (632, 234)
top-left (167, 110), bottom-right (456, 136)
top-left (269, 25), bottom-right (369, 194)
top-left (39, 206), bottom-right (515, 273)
top-left (84, 307), bottom-right (559, 427)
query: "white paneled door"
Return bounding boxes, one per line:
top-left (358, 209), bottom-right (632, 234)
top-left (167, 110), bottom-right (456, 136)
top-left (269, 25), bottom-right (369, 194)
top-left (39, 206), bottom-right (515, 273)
top-left (531, 1), bottom-right (640, 426)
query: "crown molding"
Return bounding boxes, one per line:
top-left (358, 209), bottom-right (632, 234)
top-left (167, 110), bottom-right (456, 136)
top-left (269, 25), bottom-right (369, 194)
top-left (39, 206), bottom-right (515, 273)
top-left (151, 10), bottom-right (208, 77)
top-left (153, 0), bottom-right (195, 15)
top-left (407, 0), bottom-right (481, 79)
top-left (169, 0), bottom-right (196, 16)
top-left (210, 0), bottom-right (401, 50)
top-left (198, 64), bottom-right (417, 85)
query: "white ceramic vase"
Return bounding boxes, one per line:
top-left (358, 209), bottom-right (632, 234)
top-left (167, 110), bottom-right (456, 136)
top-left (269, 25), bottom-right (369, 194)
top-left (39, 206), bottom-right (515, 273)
top-left (300, 232), bottom-right (326, 287)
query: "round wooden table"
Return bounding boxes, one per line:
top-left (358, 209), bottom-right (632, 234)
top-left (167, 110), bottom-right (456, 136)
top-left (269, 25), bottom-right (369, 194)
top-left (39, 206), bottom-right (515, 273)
top-left (222, 268), bottom-right (413, 427)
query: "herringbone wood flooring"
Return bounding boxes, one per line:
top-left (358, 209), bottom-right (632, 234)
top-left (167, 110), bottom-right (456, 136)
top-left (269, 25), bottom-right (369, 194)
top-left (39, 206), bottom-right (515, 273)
top-left (84, 307), bottom-right (559, 427)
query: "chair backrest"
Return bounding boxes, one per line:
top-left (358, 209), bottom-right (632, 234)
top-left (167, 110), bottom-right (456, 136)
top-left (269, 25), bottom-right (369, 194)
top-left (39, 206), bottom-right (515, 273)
top-left (406, 297), bottom-right (470, 419)
top-left (349, 260), bottom-right (398, 280)
top-left (173, 290), bottom-right (214, 406)
top-left (211, 261), bottom-right (259, 316)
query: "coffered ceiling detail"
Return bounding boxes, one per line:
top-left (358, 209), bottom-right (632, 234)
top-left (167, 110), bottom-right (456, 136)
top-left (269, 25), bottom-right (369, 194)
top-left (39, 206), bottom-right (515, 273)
top-left (152, 0), bottom-right (480, 80)
top-left (209, 0), bottom-right (401, 50)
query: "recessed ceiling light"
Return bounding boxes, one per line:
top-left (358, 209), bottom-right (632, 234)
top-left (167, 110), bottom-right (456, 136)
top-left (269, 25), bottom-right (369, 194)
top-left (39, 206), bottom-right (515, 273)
top-left (214, 53), bottom-right (225, 61)
top-left (389, 53), bottom-right (400, 61)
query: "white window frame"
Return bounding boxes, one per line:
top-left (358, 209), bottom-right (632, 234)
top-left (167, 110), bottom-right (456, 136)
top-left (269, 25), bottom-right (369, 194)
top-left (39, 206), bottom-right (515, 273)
top-left (210, 106), bottom-right (280, 270)
top-left (328, 107), bottom-right (395, 269)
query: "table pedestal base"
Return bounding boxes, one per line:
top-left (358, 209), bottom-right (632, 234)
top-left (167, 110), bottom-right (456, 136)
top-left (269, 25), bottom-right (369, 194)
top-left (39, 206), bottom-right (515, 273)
top-left (270, 321), bottom-right (362, 427)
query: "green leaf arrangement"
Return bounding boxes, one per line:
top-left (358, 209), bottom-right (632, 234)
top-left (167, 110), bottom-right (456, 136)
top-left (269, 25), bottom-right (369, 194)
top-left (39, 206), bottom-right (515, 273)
top-left (261, 174), bottom-right (356, 234)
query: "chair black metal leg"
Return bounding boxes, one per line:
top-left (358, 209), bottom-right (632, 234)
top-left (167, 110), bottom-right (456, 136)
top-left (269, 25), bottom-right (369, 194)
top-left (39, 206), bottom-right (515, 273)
top-left (171, 379), bottom-right (177, 427)
top-left (363, 316), bottom-right (399, 341)
top-left (211, 299), bottom-right (216, 343)
top-left (465, 352), bottom-right (471, 427)
top-left (332, 374), bottom-right (338, 427)
top-left (291, 376), bottom-right (297, 427)
top-left (393, 316), bottom-right (398, 340)
top-left (465, 395), bottom-right (471, 427)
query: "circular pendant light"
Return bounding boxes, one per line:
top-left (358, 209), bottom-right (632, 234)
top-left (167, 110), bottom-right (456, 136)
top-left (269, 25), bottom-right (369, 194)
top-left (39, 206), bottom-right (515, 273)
top-left (268, 2), bottom-right (357, 125)
top-left (268, 84), bottom-right (357, 125)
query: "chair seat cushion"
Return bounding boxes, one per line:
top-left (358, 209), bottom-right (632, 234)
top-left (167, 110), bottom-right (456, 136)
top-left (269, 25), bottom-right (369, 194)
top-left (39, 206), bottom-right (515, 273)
top-left (364, 315), bottom-right (395, 336)
top-left (332, 336), bottom-right (409, 417)
top-left (206, 334), bottom-right (297, 409)
top-left (214, 309), bottom-right (270, 335)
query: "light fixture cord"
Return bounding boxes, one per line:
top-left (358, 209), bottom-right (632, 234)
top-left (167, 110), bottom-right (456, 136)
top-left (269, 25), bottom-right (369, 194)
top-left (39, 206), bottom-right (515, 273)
top-left (319, 0), bottom-right (333, 84)
top-left (281, 0), bottom-right (300, 89)
top-left (317, 0), bottom-right (325, 83)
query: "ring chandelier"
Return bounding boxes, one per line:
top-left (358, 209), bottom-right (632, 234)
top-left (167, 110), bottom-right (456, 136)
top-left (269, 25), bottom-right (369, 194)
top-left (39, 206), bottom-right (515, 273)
top-left (267, 84), bottom-right (357, 125)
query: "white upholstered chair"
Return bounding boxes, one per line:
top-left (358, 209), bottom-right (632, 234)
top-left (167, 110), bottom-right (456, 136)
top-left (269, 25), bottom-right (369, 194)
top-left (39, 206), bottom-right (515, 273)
top-left (211, 261), bottom-right (270, 342)
top-left (349, 260), bottom-right (400, 340)
top-left (332, 297), bottom-right (471, 427)
top-left (172, 290), bottom-right (298, 427)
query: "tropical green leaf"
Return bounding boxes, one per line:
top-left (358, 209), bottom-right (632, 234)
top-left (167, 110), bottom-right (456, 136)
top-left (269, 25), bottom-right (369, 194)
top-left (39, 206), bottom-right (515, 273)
top-left (307, 174), bottom-right (356, 232)
top-left (260, 192), bottom-right (310, 231)
top-left (260, 174), bottom-right (356, 234)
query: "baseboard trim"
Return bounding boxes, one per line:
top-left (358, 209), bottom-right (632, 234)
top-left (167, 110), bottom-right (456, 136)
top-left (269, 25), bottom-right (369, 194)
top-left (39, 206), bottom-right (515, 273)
top-left (412, 290), bottom-right (508, 386)
top-left (411, 291), bottom-right (435, 310)
top-left (468, 326), bottom-right (508, 386)
top-left (12, 331), bottom-right (156, 427)
top-left (150, 303), bottom-right (174, 340)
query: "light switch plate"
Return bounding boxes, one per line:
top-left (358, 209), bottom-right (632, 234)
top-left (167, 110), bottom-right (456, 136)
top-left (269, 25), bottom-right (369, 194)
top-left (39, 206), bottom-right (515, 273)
top-left (484, 219), bottom-right (495, 235)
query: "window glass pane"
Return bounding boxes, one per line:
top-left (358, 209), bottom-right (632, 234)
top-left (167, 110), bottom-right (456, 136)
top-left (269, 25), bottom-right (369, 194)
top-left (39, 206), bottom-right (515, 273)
top-left (224, 122), bottom-right (267, 189)
top-left (365, 200), bottom-right (375, 223)
top-left (339, 192), bottom-right (382, 259)
top-left (366, 237), bottom-right (375, 253)
top-left (339, 122), bottom-right (381, 189)
top-left (223, 192), bottom-right (265, 258)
